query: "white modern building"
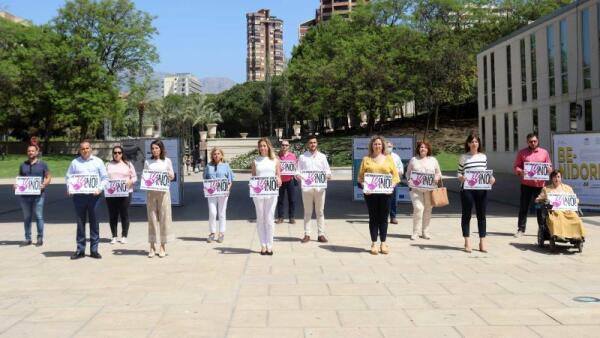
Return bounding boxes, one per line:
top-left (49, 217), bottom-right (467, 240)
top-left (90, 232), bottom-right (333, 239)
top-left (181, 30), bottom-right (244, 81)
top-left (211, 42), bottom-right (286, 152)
top-left (161, 73), bottom-right (201, 97)
top-left (478, 0), bottom-right (600, 173)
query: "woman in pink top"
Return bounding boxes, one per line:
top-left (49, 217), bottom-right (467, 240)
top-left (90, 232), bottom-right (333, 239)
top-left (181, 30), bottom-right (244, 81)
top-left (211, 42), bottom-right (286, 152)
top-left (105, 145), bottom-right (137, 244)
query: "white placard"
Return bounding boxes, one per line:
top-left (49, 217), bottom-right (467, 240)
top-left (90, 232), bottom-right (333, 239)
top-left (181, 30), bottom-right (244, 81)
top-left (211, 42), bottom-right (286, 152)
top-left (463, 170), bottom-right (494, 190)
top-left (280, 160), bottom-right (297, 176)
top-left (249, 176), bottom-right (279, 197)
top-left (408, 171), bottom-right (436, 190)
top-left (104, 179), bottom-right (130, 197)
top-left (15, 176), bottom-right (42, 195)
top-left (68, 174), bottom-right (100, 194)
top-left (140, 170), bottom-right (170, 192)
top-left (547, 193), bottom-right (579, 211)
top-left (523, 162), bottom-right (551, 181)
top-left (362, 173), bottom-right (394, 194)
top-left (203, 178), bottom-right (230, 198)
top-left (300, 170), bottom-right (328, 189)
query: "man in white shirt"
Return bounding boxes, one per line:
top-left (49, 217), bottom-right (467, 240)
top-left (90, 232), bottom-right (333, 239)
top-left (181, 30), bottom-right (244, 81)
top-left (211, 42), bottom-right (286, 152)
top-left (386, 141), bottom-right (404, 224)
top-left (296, 136), bottom-right (331, 243)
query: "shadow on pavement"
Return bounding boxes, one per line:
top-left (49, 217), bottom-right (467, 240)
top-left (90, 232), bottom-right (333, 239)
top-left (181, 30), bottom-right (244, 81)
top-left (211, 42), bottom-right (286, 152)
top-left (274, 236), bottom-right (299, 242)
top-left (177, 236), bottom-right (207, 242)
top-left (509, 242), bottom-right (578, 255)
top-left (41, 251), bottom-right (73, 257)
top-left (387, 233), bottom-right (411, 239)
top-left (0, 240), bottom-right (23, 246)
top-left (112, 249), bottom-right (147, 256)
top-left (484, 231), bottom-right (515, 237)
top-left (319, 244), bottom-right (368, 253)
top-left (411, 244), bottom-right (463, 251)
top-left (214, 247), bottom-right (254, 254)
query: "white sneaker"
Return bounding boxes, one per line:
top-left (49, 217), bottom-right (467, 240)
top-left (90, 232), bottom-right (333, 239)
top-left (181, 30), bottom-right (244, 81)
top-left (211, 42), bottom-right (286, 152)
top-left (410, 234), bottom-right (418, 241)
top-left (422, 233), bottom-right (431, 240)
top-left (514, 230), bottom-right (524, 238)
top-left (110, 237), bottom-right (118, 244)
top-left (120, 237), bottom-right (127, 244)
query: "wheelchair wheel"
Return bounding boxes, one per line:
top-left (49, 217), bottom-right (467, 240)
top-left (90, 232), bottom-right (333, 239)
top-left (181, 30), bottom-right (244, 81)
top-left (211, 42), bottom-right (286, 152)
top-left (576, 241), bottom-right (583, 253)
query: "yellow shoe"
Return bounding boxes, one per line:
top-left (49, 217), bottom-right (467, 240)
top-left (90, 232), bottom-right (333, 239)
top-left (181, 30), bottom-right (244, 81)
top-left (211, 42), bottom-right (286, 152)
top-left (370, 243), bottom-right (379, 255)
top-left (380, 242), bottom-right (389, 254)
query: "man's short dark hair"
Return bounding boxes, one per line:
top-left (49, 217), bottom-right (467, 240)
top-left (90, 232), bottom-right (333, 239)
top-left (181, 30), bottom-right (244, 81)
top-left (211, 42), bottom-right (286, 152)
top-left (526, 132), bottom-right (538, 140)
top-left (306, 135), bottom-right (318, 142)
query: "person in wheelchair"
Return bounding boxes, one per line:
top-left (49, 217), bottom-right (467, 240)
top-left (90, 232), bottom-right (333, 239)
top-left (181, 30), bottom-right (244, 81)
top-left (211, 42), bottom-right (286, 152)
top-left (535, 170), bottom-right (585, 241)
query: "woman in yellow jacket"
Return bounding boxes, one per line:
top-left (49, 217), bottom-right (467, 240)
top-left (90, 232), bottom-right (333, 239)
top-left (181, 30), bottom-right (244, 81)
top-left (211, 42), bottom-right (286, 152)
top-left (358, 135), bottom-right (400, 255)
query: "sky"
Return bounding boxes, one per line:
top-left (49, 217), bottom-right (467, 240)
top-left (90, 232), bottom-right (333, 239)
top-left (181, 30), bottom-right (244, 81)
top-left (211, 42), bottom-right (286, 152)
top-left (1, 0), bottom-right (317, 83)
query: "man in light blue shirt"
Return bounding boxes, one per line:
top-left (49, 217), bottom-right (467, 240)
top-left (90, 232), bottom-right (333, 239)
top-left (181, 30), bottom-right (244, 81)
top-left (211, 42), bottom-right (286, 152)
top-left (65, 141), bottom-right (108, 260)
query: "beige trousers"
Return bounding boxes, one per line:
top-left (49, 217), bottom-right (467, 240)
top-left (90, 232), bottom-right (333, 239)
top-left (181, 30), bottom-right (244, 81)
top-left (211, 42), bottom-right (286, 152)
top-left (302, 189), bottom-right (326, 236)
top-left (146, 191), bottom-right (172, 244)
top-left (410, 190), bottom-right (432, 236)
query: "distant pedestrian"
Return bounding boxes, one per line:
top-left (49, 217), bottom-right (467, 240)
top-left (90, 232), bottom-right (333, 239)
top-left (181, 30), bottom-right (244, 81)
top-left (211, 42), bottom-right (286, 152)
top-left (358, 135), bottom-right (400, 255)
top-left (66, 141), bottom-right (109, 259)
top-left (386, 141), bottom-right (404, 224)
top-left (204, 147), bottom-right (234, 243)
top-left (297, 136), bottom-right (331, 243)
top-left (105, 145), bottom-right (137, 245)
top-left (457, 134), bottom-right (495, 253)
top-left (15, 145), bottom-right (51, 246)
top-left (406, 141), bottom-right (441, 240)
top-left (513, 132), bottom-right (552, 237)
top-left (275, 140), bottom-right (298, 224)
top-left (251, 137), bottom-right (281, 255)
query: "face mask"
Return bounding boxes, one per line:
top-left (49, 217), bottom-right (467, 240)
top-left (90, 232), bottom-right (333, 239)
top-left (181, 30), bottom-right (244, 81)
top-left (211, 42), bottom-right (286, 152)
top-left (385, 147), bottom-right (393, 155)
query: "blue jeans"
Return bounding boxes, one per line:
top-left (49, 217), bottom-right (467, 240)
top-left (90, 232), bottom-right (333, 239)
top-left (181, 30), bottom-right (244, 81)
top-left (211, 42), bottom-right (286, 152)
top-left (20, 195), bottom-right (45, 241)
top-left (276, 179), bottom-right (297, 219)
top-left (73, 194), bottom-right (101, 253)
top-left (389, 186), bottom-right (400, 219)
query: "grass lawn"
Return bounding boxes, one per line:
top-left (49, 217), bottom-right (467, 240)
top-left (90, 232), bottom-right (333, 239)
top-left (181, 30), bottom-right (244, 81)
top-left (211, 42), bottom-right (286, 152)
top-left (435, 151), bottom-right (460, 172)
top-left (0, 154), bottom-right (74, 178)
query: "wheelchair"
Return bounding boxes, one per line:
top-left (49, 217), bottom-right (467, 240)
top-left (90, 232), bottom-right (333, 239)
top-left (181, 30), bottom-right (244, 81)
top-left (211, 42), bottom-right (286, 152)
top-left (537, 203), bottom-right (585, 253)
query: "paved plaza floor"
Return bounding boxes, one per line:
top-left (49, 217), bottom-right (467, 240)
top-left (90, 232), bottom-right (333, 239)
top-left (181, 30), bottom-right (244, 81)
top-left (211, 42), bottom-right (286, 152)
top-left (1, 213), bottom-right (600, 337)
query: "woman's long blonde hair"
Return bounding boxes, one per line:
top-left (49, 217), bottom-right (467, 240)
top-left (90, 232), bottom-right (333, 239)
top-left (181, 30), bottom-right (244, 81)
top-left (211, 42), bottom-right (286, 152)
top-left (209, 147), bottom-right (225, 165)
top-left (257, 137), bottom-right (276, 160)
top-left (368, 135), bottom-right (387, 157)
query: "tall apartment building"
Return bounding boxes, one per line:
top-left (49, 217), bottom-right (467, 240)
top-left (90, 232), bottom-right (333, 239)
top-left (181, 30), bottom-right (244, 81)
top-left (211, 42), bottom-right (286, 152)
top-left (477, 0), bottom-right (600, 173)
top-left (161, 73), bottom-right (201, 97)
top-left (299, 0), bottom-right (369, 39)
top-left (0, 10), bottom-right (32, 26)
top-left (246, 9), bottom-right (284, 81)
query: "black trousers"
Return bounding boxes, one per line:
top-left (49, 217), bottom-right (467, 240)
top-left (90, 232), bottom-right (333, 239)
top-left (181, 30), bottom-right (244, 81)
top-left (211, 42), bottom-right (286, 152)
top-left (276, 179), bottom-right (297, 219)
top-left (460, 190), bottom-right (487, 238)
top-left (364, 194), bottom-right (391, 242)
top-left (106, 195), bottom-right (131, 237)
top-left (517, 185), bottom-right (543, 232)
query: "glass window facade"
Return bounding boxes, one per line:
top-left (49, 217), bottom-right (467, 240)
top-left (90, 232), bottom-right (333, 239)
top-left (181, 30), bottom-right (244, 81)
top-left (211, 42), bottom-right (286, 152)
top-left (491, 52), bottom-right (496, 108)
top-left (492, 115), bottom-right (497, 151)
top-left (585, 100), bottom-right (592, 131)
top-left (560, 19), bottom-right (568, 94)
top-left (483, 55), bottom-right (488, 110)
top-left (520, 39), bottom-right (527, 102)
top-left (582, 8), bottom-right (591, 89)
top-left (547, 25), bottom-right (555, 97)
top-left (504, 113), bottom-right (510, 151)
top-left (481, 116), bottom-right (486, 149)
top-left (550, 105), bottom-right (557, 132)
top-left (513, 112), bottom-right (519, 151)
top-left (507, 45), bottom-right (512, 105)
top-left (530, 34), bottom-right (537, 100)
top-left (532, 108), bottom-right (538, 134)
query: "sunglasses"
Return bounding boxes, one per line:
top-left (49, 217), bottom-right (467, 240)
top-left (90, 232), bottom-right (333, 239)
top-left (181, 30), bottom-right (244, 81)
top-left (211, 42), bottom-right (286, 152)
top-left (282, 144), bottom-right (289, 147)
top-left (113, 151), bottom-right (122, 155)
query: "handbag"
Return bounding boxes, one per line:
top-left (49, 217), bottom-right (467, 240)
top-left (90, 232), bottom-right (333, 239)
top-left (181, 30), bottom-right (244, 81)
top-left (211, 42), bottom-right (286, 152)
top-left (431, 178), bottom-right (449, 207)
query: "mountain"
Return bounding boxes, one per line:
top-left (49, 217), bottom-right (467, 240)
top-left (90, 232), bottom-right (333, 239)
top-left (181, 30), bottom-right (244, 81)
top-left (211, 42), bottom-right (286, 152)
top-left (200, 77), bottom-right (236, 94)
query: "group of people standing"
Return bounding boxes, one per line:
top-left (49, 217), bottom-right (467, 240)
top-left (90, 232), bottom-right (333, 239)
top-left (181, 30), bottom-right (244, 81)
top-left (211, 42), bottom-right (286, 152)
top-left (14, 131), bottom-right (583, 259)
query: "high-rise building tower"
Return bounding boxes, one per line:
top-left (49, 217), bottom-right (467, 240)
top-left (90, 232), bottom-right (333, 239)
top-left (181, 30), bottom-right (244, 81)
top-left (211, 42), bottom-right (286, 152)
top-left (299, 0), bottom-right (369, 40)
top-left (0, 10), bottom-right (32, 26)
top-left (246, 9), bottom-right (284, 81)
top-left (161, 73), bottom-right (201, 97)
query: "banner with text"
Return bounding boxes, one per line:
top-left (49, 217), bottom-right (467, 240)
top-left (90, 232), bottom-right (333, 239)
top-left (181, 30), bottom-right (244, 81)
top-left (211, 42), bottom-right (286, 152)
top-left (203, 178), bottom-right (230, 198)
top-left (15, 176), bottom-right (42, 195)
top-left (140, 170), bottom-right (170, 192)
top-left (249, 176), bottom-right (279, 197)
top-left (68, 174), bottom-right (100, 194)
top-left (408, 171), bottom-right (436, 190)
top-left (300, 170), bottom-right (328, 189)
top-left (547, 193), bottom-right (579, 212)
top-left (362, 173), bottom-right (394, 194)
top-left (280, 160), bottom-right (297, 176)
top-left (463, 170), bottom-right (493, 190)
top-left (523, 162), bottom-right (551, 181)
top-left (104, 179), bottom-right (129, 197)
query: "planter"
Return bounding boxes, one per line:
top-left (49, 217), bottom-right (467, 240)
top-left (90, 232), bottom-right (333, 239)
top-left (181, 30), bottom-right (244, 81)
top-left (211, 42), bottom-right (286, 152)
top-left (143, 124), bottom-right (154, 137)
top-left (207, 123), bottom-right (218, 139)
top-left (275, 128), bottom-right (283, 139)
top-left (239, 132), bottom-right (248, 139)
top-left (199, 131), bottom-right (208, 142)
top-left (292, 123), bottom-right (301, 140)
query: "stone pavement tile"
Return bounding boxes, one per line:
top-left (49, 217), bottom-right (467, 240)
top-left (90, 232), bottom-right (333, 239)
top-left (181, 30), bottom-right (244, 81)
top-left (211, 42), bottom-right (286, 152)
top-left (270, 283), bottom-right (330, 296)
top-left (4, 290), bottom-right (85, 308)
top-left (486, 294), bottom-right (565, 309)
top-left (138, 290), bottom-right (205, 305)
top-left (82, 310), bottom-right (163, 330)
top-left (229, 309), bottom-right (267, 328)
top-left (244, 266), bottom-right (272, 275)
top-left (451, 272), bottom-right (518, 283)
top-left (0, 314), bottom-right (29, 333)
top-left (304, 328), bottom-right (383, 338)
top-left (547, 293), bottom-right (600, 307)
top-left (530, 325), bottom-right (600, 338)
top-left (554, 282), bottom-right (600, 293)
top-left (380, 327), bottom-right (461, 337)
top-left (161, 304), bottom-right (232, 321)
top-left (74, 329), bottom-right (151, 338)
top-left (237, 296), bottom-right (300, 310)
top-left (149, 320), bottom-right (227, 337)
top-left (301, 296), bottom-right (367, 310)
top-left (540, 307), bottom-right (600, 324)
top-left (496, 281), bottom-right (567, 294)
top-left (362, 295), bottom-right (432, 310)
top-left (23, 306), bottom-right (100, 322)
top-left (241, 274), bottom-right (298, 285)
top-left (401, 272), bottom-right (462, 283)
top-left (329, 283), bottom-right (391, 296)
top-left (270, 264), bottom-right (323, 274)
top-left (268, 310), bottom-right (339, 328)
top-left (386, 282), bottom-right (449, 296)
top-left (227, 328), bottom-right (304, 338)
top-left (337, 310), bottom-right (412, 327)
top-left (296, 272), bottom-right (353, 284)
top-left (238, 284), bottom-right (269, 296)
top-left (473, 308), bottom-right (558, 325)
top-left (1, 321), bottom-right (83, 338)
top-left (456, 326), bottom-right (539, 338)
top-left (439, 282), bottom-right (509, 295)
top-left (405, 309), bottom-right (486, 326)
top-left (75, 291), bottom-right (147, 307)
top-left (425, 294), bottom-right (499, 309)
top-left (97, 304), bottom-right (164, 313)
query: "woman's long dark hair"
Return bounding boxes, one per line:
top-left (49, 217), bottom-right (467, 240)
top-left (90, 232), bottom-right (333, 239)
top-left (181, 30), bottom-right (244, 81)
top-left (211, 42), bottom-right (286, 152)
top-left (150, 139), bottom-right (166, 160)
top-left (112, 145), bottom-right (129, 165)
